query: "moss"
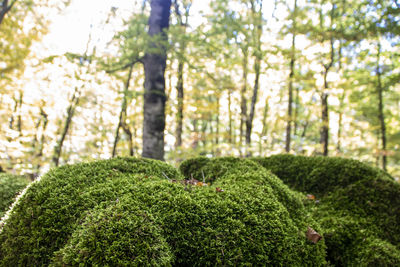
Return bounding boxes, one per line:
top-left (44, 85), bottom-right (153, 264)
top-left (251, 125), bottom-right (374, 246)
top-left (252, 154), bottom-right (392, 197)
top-left (354, 237), bottom-right (400, 266)
top-left (180, 157), bottom-right (327, 266)
top-left (0, 157), bottom-right (180, 266)
top-left (4, 154), bottom-right (396, 266)
top-left (1, 156), bottom-right (327, 266)
top-left (52, 196), bottom-right (173, 266)
top-left (0, 173), bottom-right (30, 218)
top-left (253, 154), bottom-right (400, 266)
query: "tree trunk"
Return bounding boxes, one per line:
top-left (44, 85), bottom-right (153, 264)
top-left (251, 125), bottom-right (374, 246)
top-left (175, 59), bottom-right (184, 148)
top-left (285, 0), bottom-right (297, 153)
top-left (320, 91), bottom-right (329, 156)
top-left (215, 96), bottom-right (220, 155)
top-left (142, 0), bottom-right (171, 160)
top-left (239, 47), bottom-right (248, 153)
top-left (0, 0), bottom-right (16, 26)
top-left (112, 64), bottom-right (134, 157)
top-left (336, 92), bottom-right (345, 153)
top-left (173, 0), bottom-right (190, 149)
top-left (245, 57), bottom-right (260, 156)
top-left (52, 86), bottom-right (80, 166)
top-left (377, 42), bottom-right (387, 171)
top-left (228, 88), bottom-right (233, 144)
top-left (121, 121), bottom-right (134, 156)
top-left (294, 86), bottom-right (300, 136)
top-left (259, 97), bottom-right (269, 155)
top-left (285, 36), bottom-right (295, 153)
top-left (320, 36), bottom-right (334, 157)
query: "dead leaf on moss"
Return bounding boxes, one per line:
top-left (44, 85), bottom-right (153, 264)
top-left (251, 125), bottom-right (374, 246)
top-left (306, 194), bottom-right (316, 200)
top-left (216, 187), bottom-right (224, 192)
top-left (306, 226), bottom-right (322, 244)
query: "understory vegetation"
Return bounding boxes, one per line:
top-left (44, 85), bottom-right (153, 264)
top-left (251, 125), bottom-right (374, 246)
top-left (0, 155), bottom-right (399, 266)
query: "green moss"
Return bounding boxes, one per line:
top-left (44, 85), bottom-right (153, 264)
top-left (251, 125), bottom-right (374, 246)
top-left (252, 154), bottom-right (392, 197)
top-left (0, 157), bottom-right (180, 266)
top-left (4, 154), bottom-right (396, 266)
top-left (0, 173), bottom-right (30, 218)
top-left (52, 196), bottom-right (173, 266)
top-left (253, 154), bottom-right (400, 266)
top-left (1, 156), bottom-right (327, 266)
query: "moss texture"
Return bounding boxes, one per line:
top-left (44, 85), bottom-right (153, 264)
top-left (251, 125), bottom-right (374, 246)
top-left (253, 154), bottom-right (400, 266)
top-left (1, 156), bottom-right (326, 266)
top-left (0, 173), bottom-right (30, 218)
top-left (1, 155), bottom-right (398, 266)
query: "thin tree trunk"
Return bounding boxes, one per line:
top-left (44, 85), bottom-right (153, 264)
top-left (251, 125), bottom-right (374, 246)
top-left (285, 36), bottom-right (295, 152)
top-left (321, 91), bottom-right (329, 156)
top-left (240, 47), bottom-right (248, 154)
top-left (215, 96), bottom-right (220, 155)
top-left (294, 86), bottom-right (299, 136)
top-left (285, 0), bottom-right (297, 153)
top-left (121, 121), bottom-right (134, 156)
top-left (112, 64), bottom-right (134, 157)
top-left (377, 42), bottom-right (387, 171)
top-left (259, 97), bottom-right (269, 155)
top-left (191, 119), bottom-right (199, 149)
top-left (245, 1), bottom-right (263, 157)
top-left (173, 0), bottom-right (190, 149)
top-left (142, 0), bottom-right (172, 160)
top-left (52, 86), bottom-right (80, 166)
top-left (175, 59), bottom-right (184, 148)
top-left (336, 92), bottom-right (345, 153)
top-left (320, 37), bottom-right (334, 157)
top-left (228, 88), bottom-right (233, 144)
top-left (9, 96), bottom-right (18, 131)
top-left (33, 108), bottom-right (48, 177)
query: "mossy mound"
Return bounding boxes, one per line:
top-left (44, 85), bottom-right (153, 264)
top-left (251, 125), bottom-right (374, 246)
top-left (252, 154), bottom-right (392, 198)
top-left (0, 173), bottom-right (30, 218)
top-left (0, 157), bottom-right (327, 266)
top-left (253, 154), bottom-right (400, 266)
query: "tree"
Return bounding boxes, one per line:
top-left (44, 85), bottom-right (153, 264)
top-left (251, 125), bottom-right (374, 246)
top-left (285, 0), bottom-right (298, 153)
top-left (142, 0), bottom-right (172, 160)
top-left (0, 0), bottom-right (17, 25)
top-left (172, 0), bottom-right (192, 150)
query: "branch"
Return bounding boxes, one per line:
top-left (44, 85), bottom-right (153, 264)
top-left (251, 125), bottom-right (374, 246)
top-left (105, 57), bottom-right (143, 74)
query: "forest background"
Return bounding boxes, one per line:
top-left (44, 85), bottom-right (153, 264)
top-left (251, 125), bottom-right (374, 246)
top-left (0, 0), bottom-right (399, 179)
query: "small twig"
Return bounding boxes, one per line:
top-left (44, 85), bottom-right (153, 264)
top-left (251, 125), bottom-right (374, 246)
top-left (201, 170), bottom-right (205, 183)
top-left (162, 171), bottom-right (170, 181)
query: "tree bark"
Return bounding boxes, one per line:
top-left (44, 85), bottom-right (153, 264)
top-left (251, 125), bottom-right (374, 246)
top-left (228, 88), bottom-right (233, 144)
top-left (173, 0), bottom-right (190, 149)
top-left (142, 0), bottom-right (171, 160)
top-left (239, 47), bottom-right (248, 153)
top-left (0, 0), bottom-right (16, 26)
top-left (320, 90), bottom-right (329, 156)
top-left (336, 92), bottom-right (345, 153)
top-left (320, 36), bottom-right (334, 157)
top-left (377, 42), bottom-right (387, 171)
top-left (52, 86), bottom-right (80, 166)
top-left (175, 59), bottom-right (184, 148)
top-left (112, 64), bottom-right (134, 157)
top-left (285, 0), bottom-right (297, 153)
top-left (259, 97), bottom-right (269, 155)
top-left (244, 1), bottom-right (263, 156)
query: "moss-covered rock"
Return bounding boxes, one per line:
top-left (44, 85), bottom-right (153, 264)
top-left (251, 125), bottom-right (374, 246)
top-left (1, 156), bottom-right (327, 266)
top-left (2, 155), bottom-right (397, 266)
top-left (253, 154), bottom-right (400, 266)
top-left (0, 173), bottom-right (30, 218)
top-left (252, 154), bottom-right (392, 197)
